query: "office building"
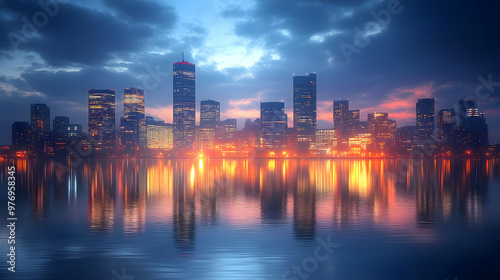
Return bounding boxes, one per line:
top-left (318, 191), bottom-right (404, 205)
top-left (121, 88), bottom-right (146, 151)
top-left (200, 100), bottom-right (220, 128)
top-left (260, 102), bottom-right (287, 150)
top-left (173, 53), bottom-right (195, 150)
top-left (416, 98), bottom-right (435, 141)
top-left (146, 117), bottom-right (173, 150)
top-left (368, 112), bottom-right (395, 153)
top-left (437, 109), bottom-right (456, 151)
top-left (88, 89), bottom-right (116, 151)
top-left (293, 73), bottom-right (316, 152)
top-left (30, 103), bottom-right (50, 154)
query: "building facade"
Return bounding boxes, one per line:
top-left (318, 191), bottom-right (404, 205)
top-left (121, 88), bottom-right (146, 151)
top-left (200, 100), bottom-right (220, 128)
top-left (30, 103), bottom-right (50, 154)
top-left (88, 89), bottom-right (116, 151)
top-left (416, 98), bottom-right (435, 142)
top-left (260, 102), bottom-right (287, 150)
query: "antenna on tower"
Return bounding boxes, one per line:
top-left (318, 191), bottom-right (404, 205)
top-left (182, 51), bottom-right (184, 62)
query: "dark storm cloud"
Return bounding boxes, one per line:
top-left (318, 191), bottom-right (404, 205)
top-left (103, 0), bottom-right (176, 27)
top-left (0, 0), bottom-right (175, 67)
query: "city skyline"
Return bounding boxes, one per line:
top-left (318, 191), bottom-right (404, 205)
top-left (0, 0), bottom-right (499, 146)
top-left (5, 68), bottom-right (493, 158)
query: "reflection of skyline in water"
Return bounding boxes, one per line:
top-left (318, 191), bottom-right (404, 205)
top-left (5, 158), bottom-right (499, 244)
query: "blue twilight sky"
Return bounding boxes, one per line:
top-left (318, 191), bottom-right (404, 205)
top-left (0, 0), bottom-right (499, 145)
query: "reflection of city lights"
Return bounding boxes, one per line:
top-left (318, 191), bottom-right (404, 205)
top-left (268, 159), bottom-right (275, 171)
top-left (190, 164), bottom-right (195, 189)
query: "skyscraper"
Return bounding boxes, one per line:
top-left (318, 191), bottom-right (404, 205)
top-left (30, 103), bottom-right (50, 154)
top-left (416, 98), bottom-right (435, 141)
top-left (88, 89), bottom-right (116, 151)
top-left (173, 53), bottom-right (195, 150)
top-left (333, 99), bottom-right (349, 150)
top-left (200, 100), bottom-right (220, 128)
top-left (293, 73), bottom-right (316, 152)
top-left (333, 99), bottom-right (349, 129)
top-left (260, 102), bottom-right (287, 150)
top-left (455, 100), bottom-right (488, 153)
top-left (121, 88), bottom-right (146, 151)
top-left (437, 109), bottom-right (456, 151)
top-left (368, 112), bottom-right (395, 152)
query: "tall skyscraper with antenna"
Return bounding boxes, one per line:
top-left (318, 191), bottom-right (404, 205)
top-left (173, 52), bottom-right (196, 150)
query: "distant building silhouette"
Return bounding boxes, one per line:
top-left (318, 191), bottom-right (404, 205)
top-left (416, 98), bottom-right (435, 141)
top-left (437, 109), bottom-right (456, 152)
top-left (30, 104), bottom-right (50, 154)
top-left (53, 116), bottom-right (69, 136)
top-left (12, 121), bottom-right (30, 150)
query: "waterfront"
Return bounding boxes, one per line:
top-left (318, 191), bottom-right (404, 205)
top-left (1, 158), bottom-right (499, 279)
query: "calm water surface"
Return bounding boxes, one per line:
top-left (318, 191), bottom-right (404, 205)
top-left (1, 158), bottom-right (499, 279)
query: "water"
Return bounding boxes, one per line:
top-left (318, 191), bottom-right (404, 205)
top-left (0, 158), bottom-right (499, 279)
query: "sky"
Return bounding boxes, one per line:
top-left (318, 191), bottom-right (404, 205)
top-left (0, 0), bottom-right (499, 145)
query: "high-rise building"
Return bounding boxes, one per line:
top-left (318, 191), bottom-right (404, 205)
top-left (260, 102), bottom-right (287, 150)
top-left (368, 112), bottom-right (395, 153)
top-left (437, 109), bottom-right (456, 151)
top-left (416, 98), bottom-right (435, 141)
top-left (200, 100), bottom-right (220, 128)
top-left (121, 88), bottom-right (146, 151)
top-left (12, 121), bottom-right (30, 150)
top-left (53, 116), bottom-right (69, 135)
top-left (455, 100), bottom-right (488, 154)
top-left (88, 89), bottom-right (116, 151)
top-left (30, 103), bottom-right (50, 154)
top-left (173, 53), bottom-right (195, 150)
top-left (293, 73), bottom-right (316, 152)
top-left (333, 99), bottom-right (349, 150)
top-left (333, 100), bottom-right (349, 129)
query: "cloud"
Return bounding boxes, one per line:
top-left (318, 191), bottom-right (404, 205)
top-left (222, 108), bottom-right (260, 120)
